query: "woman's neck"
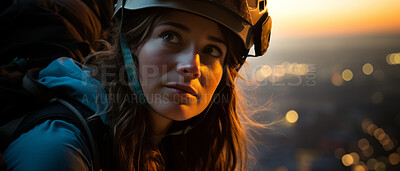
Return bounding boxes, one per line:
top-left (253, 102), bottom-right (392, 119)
top-left (149, 110), bottom-right (173, 145)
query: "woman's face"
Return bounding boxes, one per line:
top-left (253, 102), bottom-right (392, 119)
top-left (134, 10), bottom-right (227, 121)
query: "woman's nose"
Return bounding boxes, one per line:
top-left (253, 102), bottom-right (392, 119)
top-left (177, 53), bottom-right (201, 79)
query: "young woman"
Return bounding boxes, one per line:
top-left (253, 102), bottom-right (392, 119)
top-left (2, 0), bottom-right (272, 170)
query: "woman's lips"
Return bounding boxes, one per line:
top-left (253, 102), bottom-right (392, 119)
top-left (164, 84), bottom-right (198, 97)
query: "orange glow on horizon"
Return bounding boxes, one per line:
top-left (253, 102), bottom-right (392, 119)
top-left (268, 0), bottom-right (400, 38)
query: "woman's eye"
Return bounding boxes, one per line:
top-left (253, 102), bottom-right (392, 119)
top-left (161, 32), bottom-right (180, 43)
top-left (203, 46), bottom-right (222, 57)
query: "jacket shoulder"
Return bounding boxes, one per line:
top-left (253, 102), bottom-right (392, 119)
top-left (3, 119), bottom-right (91, 171)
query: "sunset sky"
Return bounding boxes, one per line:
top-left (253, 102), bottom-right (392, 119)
top-left (268, 0), bottom-right (400, 38)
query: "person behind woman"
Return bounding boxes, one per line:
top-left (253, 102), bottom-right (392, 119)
top-left (3, 0), bottom-right (272, 170)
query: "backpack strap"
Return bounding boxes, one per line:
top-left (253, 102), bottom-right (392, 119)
top-left (11, 98), bottom-right (106, 171)
top-left (4, 69), bottom-right (112, 170)
top-left (0, 99), bottom-right (112, 171)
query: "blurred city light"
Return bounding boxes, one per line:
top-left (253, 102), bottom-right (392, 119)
top-left (358, 138), bottom-right (370, 151)
top-left (361, 146), bottom-right (374, 158)
top-left (331, 72), bottom-right (343, 86)
top-left (362, 63), bottom-right (374, 75)
top-left (386, 52), bottom-right (400, 65)
top-left (382, 140), bottom-right (394, 151)
top-left (373, 128), bottom-right (385, 140)
top-left (242, 2), bottom-right (400, 168)
top-left (276, 166), bottom-right (288, 171)
top-left (285, 110), bottom-right (299, 123)
top-left (361, 119), bottom-right (373, 133)
top-left (260, 65), bottom-right (272, 77)
top-left (350, 152), bottom-right (360, 164)
top-left (297, 152), bottom-right (314, 171)
top-left (254, 62), bottom-right (312, 83)
top-left (293, 63), bottom-right (309, 75)
top-left (367, 158), bottom-right (377, 170)
top-left (273, 65), bottom-right (286, 77)
top-left (375, 162), bottom-right (386, 171)
top-left (342, 69), bottom-right (353, 81)
top-left (353, 164), bottom-right (368, 171)
top-left (371, 92), bottom-right (383, 104)
top-left (367, 124), bottom-right (378, 136)
top-left (342, 154), bottom-right (354, 166)
top-left (379, 134), bottom-right (391, 145)
top-left (255, 69), bottom-right (266, 82)
top-left (389, 153), bottom-right (400, 165)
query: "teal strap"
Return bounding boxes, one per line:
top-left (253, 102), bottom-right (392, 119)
top-left (120, 36), bottom-right (148, 104)
top-left (119, 0), bottom-right (148, 105)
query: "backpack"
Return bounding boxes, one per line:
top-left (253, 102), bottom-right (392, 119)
top-left (0, 68), bottom-right (112, 171)
top-left (0, 0), bottom-right (114, 169)
top-left (0, 0), bottom-right (113, 122)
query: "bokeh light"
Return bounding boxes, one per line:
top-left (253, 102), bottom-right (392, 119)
top-left (342, 154), bottom-right (354, 166)
top-left (379, 134), bottom-right (391, 145)
top-left (367, 158), bottom-right (377, 170)
top-left (293, 64), bottom-right (309, 75)
top-left (386, 52), bottom-right (400, 65)
top-left (367, 124), bottom-right (377, 136)
top-left (256, 65), bottom-right (273, 82)
top-left (373, 128), bottom-right (385, 140)
top-left (267, 74), bottom-right (282, 83)
top-left (358, 138), bottom-right (370, 151)
top-left (255, 62), bottom-right (311, 83)
top-left (361, 146), bottom-right (374, 158)
top-left (255, 70), bottom-right (266, 82)
top-left (350, 152), bottom-right (360, 164)
top-left (331, 72), bottom-right (343, 86)
top-left (274, 65), bottom-right (286, 77)
top-left (353, 164), bottom-right (367, 171)
top-left (276, 166), bottom-right (289, 171)
top-left (371, 92), bottom-right (383, 104)
top-left (389, 153), bottom-right (400, 165)
top-left (362, 63), bottom-right (374, 75)
top-left (374, 162), bottom-right (386, 171)
top-left (285, 110), bottom-right (299, 123)
top-left (342, 69), bottom-right (353, 81)
top-left (361, 119), bottom-right (373, 133)
top-left (382, 140), bottom-right (394, 151)
top-left (260, 65), bottom-right (272, 77)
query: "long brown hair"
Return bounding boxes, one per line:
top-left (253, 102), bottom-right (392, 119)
top-left (87, 8), bottom-right (260, 171)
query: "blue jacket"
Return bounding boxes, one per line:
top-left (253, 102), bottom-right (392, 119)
top-left (3, 57), bottom-right (108, 171)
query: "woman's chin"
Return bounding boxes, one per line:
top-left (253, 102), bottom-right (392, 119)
top-left (151, 103), bottom-right (203, 121)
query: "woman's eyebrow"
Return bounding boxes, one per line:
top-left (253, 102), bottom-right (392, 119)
top-left (208, 36), bottom-right (226, 45)
top-left (156, 21), bottom-right (225, 45)
top-left (156, 21), bottom-right (191, 33)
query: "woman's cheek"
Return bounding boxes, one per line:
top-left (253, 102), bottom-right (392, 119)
top-left (202, 64), bottom-right (223, 87)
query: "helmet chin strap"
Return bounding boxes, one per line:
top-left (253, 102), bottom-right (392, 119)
top-left (119, 3), bottom-right (152, 110)
top-left (120, 37), bottom-right (147, 103)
